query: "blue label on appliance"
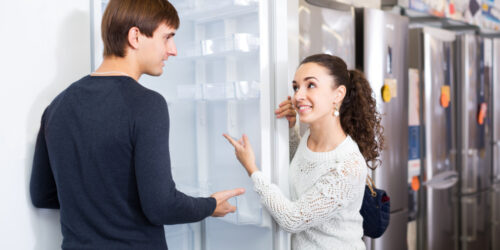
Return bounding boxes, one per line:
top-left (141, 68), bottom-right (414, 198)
top-left (408, 125), bottom-right (420, 160)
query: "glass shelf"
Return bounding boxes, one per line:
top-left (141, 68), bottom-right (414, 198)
top-left (177, 81), bottom-right (260, 101)
top-left (164, 224), bottom-right (194, 250)
top-left (216, 196), bottom-right (264, 226)
top-left (173, 184), bottom-right (265, 227)
top-left (177, 33), bottom-right (259, 59)
top-left (170, 0), bottom-right (258, 22)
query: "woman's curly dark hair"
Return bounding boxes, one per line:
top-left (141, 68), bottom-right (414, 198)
top-left (301, 54), bottom-right (384, 169)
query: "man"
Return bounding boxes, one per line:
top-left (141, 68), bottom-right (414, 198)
top-left (29, 0), bottom-right (244, 249)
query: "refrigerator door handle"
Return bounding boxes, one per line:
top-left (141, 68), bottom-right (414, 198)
top-left (462, 196), bottom-right (478, 242)
top-left (494, 141), bottom-right (500, 181)
top-left (304, 0), bottom-right (351, 11)
top-left (462, 149), bottom-right (479, 193)
top-left (422, 170), bottom-right (459, 189)
top-left (493, 191), bottom-right (500, 226)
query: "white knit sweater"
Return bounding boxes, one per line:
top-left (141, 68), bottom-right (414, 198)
top-left (251, 129), bottom-right (367, 250)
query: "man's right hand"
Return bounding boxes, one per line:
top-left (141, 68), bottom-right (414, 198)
top-left (210, 188), bottom-right (245, 217)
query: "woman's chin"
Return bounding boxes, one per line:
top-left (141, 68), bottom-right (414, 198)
top-left (298, 116), bottom-right (312, 125)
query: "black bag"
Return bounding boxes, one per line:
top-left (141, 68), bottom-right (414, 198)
top-left (359, 176), bottom-right (390, 238)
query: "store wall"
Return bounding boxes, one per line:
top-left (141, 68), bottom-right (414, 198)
top-left (0, 0), bottom-right (90, 249)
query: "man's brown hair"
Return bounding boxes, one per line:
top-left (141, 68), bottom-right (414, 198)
top-left (101, 0), bottom-right (180, 57)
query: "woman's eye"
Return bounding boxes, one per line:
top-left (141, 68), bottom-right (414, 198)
top-left (292, 85), bottom-right (298, 92)
top-left (308, 83), bottom-right (316, 88)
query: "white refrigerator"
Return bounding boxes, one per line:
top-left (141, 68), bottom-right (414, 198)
top-left (90, 0), bottom-right (299, 249)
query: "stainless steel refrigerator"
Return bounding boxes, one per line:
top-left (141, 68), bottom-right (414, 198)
top-left (355, 8), bottom-right (409, 250)
top-left (409, 27), bottom-right (459, 250)
top-left (491, 37), bottom-right (500, 250)
top-left (456, 33), bottom-right (493, 250)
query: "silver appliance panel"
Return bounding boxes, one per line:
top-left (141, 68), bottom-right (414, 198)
top-left (457, 34), bottom-right (492, 194)
top-left (299, 0), bottom-right (355, 68)
top-left (420, 27), bottom-right (459, 250)
top-left (361, 7), bottom-right (409, 213)
top-left (492, 39), bottom-right (500, 183)
top-left (460, 191), bottom-right (492, 250)
top-left (365, 210), bottom-right (408, 250)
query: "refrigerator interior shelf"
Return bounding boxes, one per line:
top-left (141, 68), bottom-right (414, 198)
top-left (171, 0), bottom-right (258, 23)
top-left (177, 81), bottom-right (260, 101)
top-left (215, 195), bottom-right (265, 226)
top-left (163, 224), bottom-right (194, 249)
top-left (176, 183), bottom-right (265, 227)
top-left (177, 33), bottom-right (260, 59)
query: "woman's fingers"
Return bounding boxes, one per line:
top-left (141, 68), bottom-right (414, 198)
top-left (277, 103), bottom-right (293, 112)
top-left (278, 96), bottom-right (292, 107)
top-left (242, 134), bottom-right (251, 147)
top-left (285, 108), bottom-right (297, 117)
top-left (275, 103), bottom-right (295, 117)
top-left (223, 134), bottom-right (241, 148)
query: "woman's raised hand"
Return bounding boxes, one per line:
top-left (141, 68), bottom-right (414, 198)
top-left (275, 96), bottom-right (296, 128)
top-left (223, 134), bottom-right (259, 176)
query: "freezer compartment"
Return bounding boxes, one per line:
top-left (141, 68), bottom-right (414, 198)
top-left (365, 210), bottom-right (408, 250)
top-left (460, 191), bottom-right (492, 250)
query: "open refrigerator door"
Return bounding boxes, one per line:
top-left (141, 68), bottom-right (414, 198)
top-left (90, 0), bottom-right (298, 249)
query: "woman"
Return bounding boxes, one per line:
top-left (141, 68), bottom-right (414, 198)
top-left (224, 54), bottom-right (383, 249)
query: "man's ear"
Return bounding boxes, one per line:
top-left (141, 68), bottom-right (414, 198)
top-left (127, 26), bottom-right (141, 50)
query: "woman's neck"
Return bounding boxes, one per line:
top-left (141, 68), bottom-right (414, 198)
top-left (307, 115), bottom-right (346, 152)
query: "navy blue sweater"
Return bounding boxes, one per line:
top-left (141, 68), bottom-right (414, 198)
top-left (30, 75), bottom-right (216, 250)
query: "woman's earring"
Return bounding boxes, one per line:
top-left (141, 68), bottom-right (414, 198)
top-left (333, 105), bottom-right (340, 117)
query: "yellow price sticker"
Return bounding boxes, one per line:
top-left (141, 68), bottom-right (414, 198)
top-left (382, 84), bottom-right (391, 103)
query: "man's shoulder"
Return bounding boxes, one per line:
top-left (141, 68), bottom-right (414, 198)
top-left (121, 81), bottom-right (166, 109)
top-left (78, 75), bottom-right (166, 108)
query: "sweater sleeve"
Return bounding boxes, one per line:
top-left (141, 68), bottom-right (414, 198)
top-left (30, 108), bottom-right (60, 209)
top-left (250, 154), bottom-right (364, 233)
top-left (289, 126), bottom-right (300, 162)
top-left (133, 93), bottom-right (216, 226)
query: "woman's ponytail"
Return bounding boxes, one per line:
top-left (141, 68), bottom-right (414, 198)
top-left (341, 69), bottom-right (384, 169)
